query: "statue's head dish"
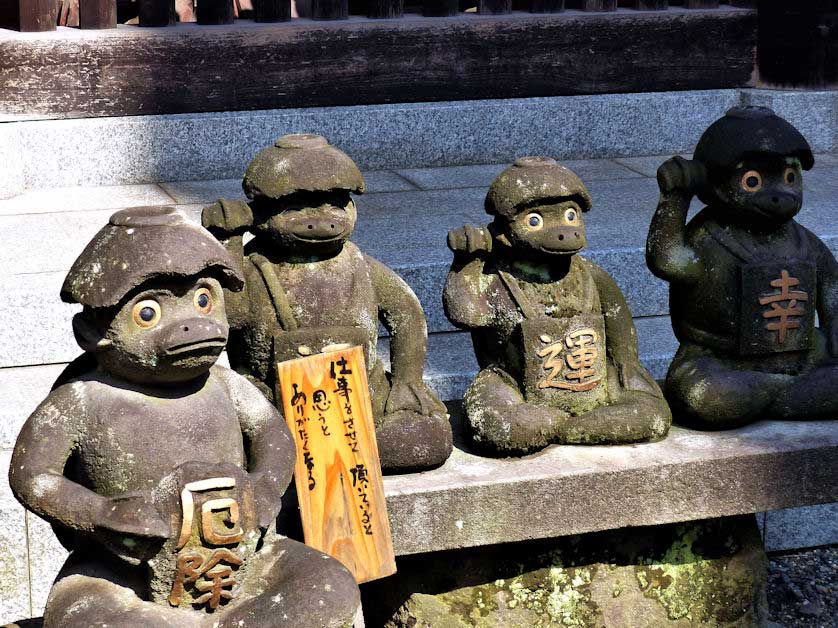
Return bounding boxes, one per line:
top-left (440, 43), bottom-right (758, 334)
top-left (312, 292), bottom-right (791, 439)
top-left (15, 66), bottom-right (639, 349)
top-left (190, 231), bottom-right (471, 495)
top-left (242, 134), bottom-right (365, 257)
top-left (486, 156), bottom-right (592, 260)
top-left (693, 106), bottom-right (813, 228)
top-left (62, 206), bottom-right (245, 385)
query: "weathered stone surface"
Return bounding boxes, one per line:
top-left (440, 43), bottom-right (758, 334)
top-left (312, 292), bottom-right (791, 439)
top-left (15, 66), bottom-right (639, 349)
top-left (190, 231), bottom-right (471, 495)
top-left (0, 123), bottom-right (24, 200)
top-left (0, 450), bottom-right (31, 625)
top-left (382, 420), bottom-right (838, 556)
top-left (0, 364), bottom-right (66, 449)
top-left (764, 503), bottom-right (838, 552)
top-left (365, 516), bottom-right (767, 628)
top-left (25, 513), bottom-right (67, 617)
top-left (0, 184), bottom-right (174, 216)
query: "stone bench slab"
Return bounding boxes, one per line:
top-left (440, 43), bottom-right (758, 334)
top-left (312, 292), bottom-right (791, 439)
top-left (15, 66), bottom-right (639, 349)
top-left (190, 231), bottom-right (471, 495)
top-left (382, 420), bottom-right (838, 556)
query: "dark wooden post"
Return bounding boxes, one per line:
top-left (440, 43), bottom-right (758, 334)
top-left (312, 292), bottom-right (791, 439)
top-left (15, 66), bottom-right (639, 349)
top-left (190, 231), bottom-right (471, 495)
top-left (80, 0), bottom-right (117, 28)
top-left (478, 0), bottom-right (510, 14)
top-left (255, 0), bottom-right (291, 21)
top-left (139, 0), bottom-right (175, 25)
top-left (368, 0), bottom-right (402, 18)
top-left (197, 0), bottom-right (234, 23)
top-left (578, 0), bottom-right (616, 11)
top-left (312, 0), bottom-right (348, 19)
top-left (422, 0), bottom-right (457, 15)
top-left (2, 0), bottom-right (58, 31)
top-left (684, 0), bottom-right (719, 8)
top-left (758, 1), bottom-right (838, 87)
top-left (634, 0), bottom-right (666, 9)
top-left (422, 0), bottom-right (456, 15)
top-left (529, 0), bottom-right (562, 13)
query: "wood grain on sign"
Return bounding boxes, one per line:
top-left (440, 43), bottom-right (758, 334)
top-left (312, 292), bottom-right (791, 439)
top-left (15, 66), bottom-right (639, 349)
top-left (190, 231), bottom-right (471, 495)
top-left (276, 346), bottom-right (396, 583)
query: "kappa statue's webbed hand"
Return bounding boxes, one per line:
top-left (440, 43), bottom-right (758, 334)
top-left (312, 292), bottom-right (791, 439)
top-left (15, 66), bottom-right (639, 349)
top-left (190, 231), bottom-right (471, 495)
top-left (92, 490), bottom-right (171, 563)
top-left (656, 156), bottom-right (707, 197)
top-left (385, 379), bottom-right (447, 417)
top-left (201, 199), bottom-right (254, 238)
top-left (96, 491), bottom-right (170, 539)
top-left (447, 225), bottom-right (493, 257)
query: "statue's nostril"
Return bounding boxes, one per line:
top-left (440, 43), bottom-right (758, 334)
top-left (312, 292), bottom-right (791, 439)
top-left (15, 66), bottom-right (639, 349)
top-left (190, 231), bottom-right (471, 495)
top-left (330, 224), bottom-right (335, 229)
top-left (307, 225), bottom-right (313, 230)
top-left (183, 326), bottom-right (189, 332)
top-left (559, 234), bottom-right (564, 241)
top-left (575, 232), bottom-right (579, 238)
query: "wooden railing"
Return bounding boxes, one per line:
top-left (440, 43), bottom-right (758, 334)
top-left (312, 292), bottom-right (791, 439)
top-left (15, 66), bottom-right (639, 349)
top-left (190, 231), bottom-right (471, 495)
top-left (2, 0), bottom-right (755, 32)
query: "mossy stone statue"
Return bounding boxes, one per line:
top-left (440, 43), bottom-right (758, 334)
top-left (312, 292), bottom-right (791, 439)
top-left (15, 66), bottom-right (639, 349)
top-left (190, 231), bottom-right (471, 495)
top-left (9, 206), bottom-right (359, 627)
top-left (444, 157), bottom-right (671, 455)
top-left (201, 134), bottom-right (453, 473)
top-left (647, 106), bottom-right (838, 428)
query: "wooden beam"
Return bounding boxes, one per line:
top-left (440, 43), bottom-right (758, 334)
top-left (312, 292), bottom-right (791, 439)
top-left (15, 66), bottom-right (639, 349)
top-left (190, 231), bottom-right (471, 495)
top-left (0, 0), bottom-right (58, 31)
top-left (634, 0), bottom-right (666, 10)
top-left (254, 0), bottom-right (291, 21)
top-left (311, 0), bottom-right (347, 19)
top-left (529, 0), bottom-right (563, 12)
top-left (757, 1), bottom-right (838, 88)
top-left (0, 9), bottom-right (757, 119)
top-left (138, 0), bottom-right (174, 25)
top-left (197, 0), bottom-right (234, 23)
top-left (422, 0), bottom-right (457, 16)
top-left (80, 0), bottom-right (117, 28)
top-left (368, 0), bottom-right (402, 18)
top-left (478, 0), bottom-right (511, 14)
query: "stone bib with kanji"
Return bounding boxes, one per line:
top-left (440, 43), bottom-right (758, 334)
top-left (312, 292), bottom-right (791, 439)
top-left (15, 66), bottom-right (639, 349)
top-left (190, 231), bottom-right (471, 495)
top-left (500, 260), bottom-right (609, 415)
top-left (147, 475), bottom-right (261, 612)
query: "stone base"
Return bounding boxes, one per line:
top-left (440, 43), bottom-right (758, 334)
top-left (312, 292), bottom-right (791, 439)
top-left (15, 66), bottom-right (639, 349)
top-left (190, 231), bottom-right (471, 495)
top-left (363, 515), bottom-right (767, 628)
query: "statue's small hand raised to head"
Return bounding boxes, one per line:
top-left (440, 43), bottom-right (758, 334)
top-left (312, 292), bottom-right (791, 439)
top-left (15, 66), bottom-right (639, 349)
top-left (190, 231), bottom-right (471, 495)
top-left (656, 156), bottom-right (707, 195)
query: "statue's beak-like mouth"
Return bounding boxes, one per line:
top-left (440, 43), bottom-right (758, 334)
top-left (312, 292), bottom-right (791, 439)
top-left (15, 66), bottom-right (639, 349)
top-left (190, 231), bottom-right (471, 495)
top-left (166, 338), bottom-right (227, 356)
top-left (292, 232), bottom-right (347, 244)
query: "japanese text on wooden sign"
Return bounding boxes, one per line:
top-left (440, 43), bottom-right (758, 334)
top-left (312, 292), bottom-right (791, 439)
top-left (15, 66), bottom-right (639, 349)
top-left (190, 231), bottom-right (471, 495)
top-left (276, 345), bottom-right (396, 583)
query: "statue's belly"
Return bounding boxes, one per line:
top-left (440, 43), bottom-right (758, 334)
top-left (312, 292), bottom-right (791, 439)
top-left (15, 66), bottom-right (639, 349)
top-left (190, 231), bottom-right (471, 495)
top-left (77, 388), bottom-right (245, 495)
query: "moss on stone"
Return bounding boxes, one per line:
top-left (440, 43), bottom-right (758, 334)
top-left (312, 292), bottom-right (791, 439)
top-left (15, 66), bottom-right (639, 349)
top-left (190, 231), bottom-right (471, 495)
top-left (634, 522), bottom-right (755, 625)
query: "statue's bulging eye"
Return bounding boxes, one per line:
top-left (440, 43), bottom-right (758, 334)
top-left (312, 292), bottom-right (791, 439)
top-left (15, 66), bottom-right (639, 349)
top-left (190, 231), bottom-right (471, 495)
top-left (565, 209), bottom-right (577, 223)
top-left (526, 213), bottom-right (543, 230)
top-left (741, 170), bottom-right (763, 192)
top-left (132, 299), bottom-right (161, 329)
top-left (784, 168), bottom-right (797, 185)
top-left (194, 288), bottom-right (213, 314)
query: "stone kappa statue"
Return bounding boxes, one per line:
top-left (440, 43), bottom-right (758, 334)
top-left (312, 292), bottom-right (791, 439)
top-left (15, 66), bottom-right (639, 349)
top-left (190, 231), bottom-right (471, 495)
top-left (201, 133), bottom-right (453, 472)
top-left (444, 157), bottom-right (672, 455)
top-left (647, 106), bottom-right (838, 428)
top-left (8, 207), bottom-right (360, 627)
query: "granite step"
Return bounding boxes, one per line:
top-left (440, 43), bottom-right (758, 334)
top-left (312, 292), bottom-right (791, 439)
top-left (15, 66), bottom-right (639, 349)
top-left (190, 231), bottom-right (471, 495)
top-left (2, 88), bottom-right (837, 197)
top-left (1, 159), bottom-right (837, 370)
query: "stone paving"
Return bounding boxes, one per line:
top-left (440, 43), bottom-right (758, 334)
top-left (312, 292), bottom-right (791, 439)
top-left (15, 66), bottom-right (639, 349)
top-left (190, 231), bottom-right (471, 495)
top-left (1, 156), bottom-right (837, 623)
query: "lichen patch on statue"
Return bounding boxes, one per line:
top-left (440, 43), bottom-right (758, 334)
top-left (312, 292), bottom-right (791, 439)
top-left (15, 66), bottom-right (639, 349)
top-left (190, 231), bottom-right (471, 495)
top-left (201, 133), bottom-right (453, 473)
top-left (647, 106), bottom-right (838, 428)
top-left (444, 157), bottom-right (672, 455)
top-left (8, 206), bottom-right (361, 627)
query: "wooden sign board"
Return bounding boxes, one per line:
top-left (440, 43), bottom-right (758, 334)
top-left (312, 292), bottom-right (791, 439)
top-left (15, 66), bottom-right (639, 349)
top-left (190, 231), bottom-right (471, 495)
top-left (276, 345), bottom-right (396, 583)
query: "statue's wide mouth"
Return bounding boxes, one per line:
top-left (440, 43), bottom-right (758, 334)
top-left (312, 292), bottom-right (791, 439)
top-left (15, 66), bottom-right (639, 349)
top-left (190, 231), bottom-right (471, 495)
top-left (292, 233), bottom-right (347, 244)
top-left (166, 338), bottom-right (227, 356)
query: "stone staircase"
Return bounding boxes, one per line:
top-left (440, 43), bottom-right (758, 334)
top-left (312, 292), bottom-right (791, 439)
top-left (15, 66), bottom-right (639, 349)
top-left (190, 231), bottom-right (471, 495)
top-left (2, 87), bottom-right (838, 623)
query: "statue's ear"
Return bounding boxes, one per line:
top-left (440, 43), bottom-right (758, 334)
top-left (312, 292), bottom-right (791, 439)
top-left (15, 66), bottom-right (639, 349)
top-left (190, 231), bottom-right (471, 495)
top-left (72, 312), bottom-right (113, 354)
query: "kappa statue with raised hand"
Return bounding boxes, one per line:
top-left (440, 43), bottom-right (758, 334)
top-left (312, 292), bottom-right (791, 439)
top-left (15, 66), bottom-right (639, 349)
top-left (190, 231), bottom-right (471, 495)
top-left (647, 106), bottom-right (838, 428)
top-left (444, 157), bottom-right (671, 455)
top-left (201, 134), bottom-right (453, 473)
